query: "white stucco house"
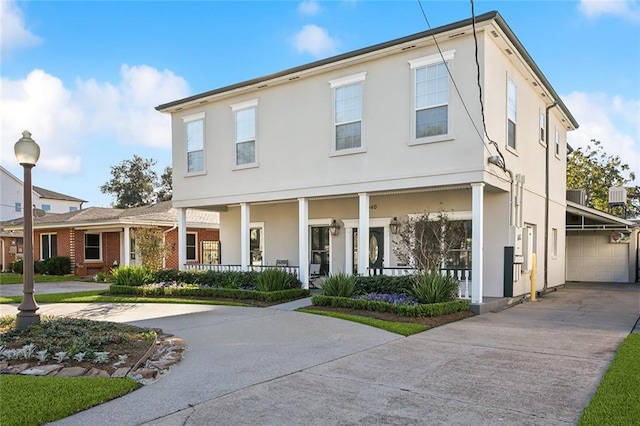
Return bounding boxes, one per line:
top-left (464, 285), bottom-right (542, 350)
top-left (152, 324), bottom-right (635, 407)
top-left (157, 11), bottom-right (580, 311)
top-left (0, 165), bottom-right (87, 221)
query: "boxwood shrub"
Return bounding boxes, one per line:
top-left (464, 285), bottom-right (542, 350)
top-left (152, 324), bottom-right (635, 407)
top-left (109, 284), bottom-right (310, 302)
top-left (311, 295), bottom-right (470, 317)
top-left (151, 269), bottom-right (300, 289)
top-left (354, 274), bottom-right (416, 295)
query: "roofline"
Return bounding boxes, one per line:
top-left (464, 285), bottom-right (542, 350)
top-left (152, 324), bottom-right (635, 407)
top-left (3, 219), bottom-right (219, 232)
top-left (566, 200), bottom-right (637, 227)
top-left (156, 10), bottom-right (578, 128)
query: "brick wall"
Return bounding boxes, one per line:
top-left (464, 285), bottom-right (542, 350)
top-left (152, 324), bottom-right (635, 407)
top-left (0, 236), bottom-right (22, 272)
top-left (164, 228), bottom-right (219, 269)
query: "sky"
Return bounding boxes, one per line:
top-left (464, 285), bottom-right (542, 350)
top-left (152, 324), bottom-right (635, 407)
top-left (1, 0), bottom-right (639, 208)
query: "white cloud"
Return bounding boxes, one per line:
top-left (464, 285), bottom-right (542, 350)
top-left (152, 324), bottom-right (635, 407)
top-left (293, 24), bottom-right (338, 58)
top-left (298, 0), bottom-right (321, 16)
top-left (0, 0), bottom-right (42, 58)
top-left (578, 0), bottom-right (640, 20)
top-left (563, 91), bottom-right (640, 183)
top-left (0, 66), bottom-right (189, 175)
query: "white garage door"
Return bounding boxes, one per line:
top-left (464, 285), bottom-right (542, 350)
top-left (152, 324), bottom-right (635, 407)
top-left (566, 234), bottom-right (629, 282)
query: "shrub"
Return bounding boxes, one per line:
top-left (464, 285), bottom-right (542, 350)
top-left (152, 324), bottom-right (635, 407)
top-left (409, 272), bottom-right (459, 304)
top-left (109, 284), bottom-right (309, 302)
top-left (9, 260), bottom-right (23, 274)
top-left (311, 295), bottom-right (470, 317)
top-left (34, 260), bottom-right (47, 275)
top-left (354, 275), bottom-right (416, 295)
top-left (256, 268), bottom-right (299, 292)
top-left (44, 256), bottom-right (71, 275)
top-left (110, 266), bottom-right (153, 287)
top-left (321, 273), bottom-right (356, 298)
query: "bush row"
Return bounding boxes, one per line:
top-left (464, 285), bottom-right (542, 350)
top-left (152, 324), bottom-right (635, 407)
top-left (109, 284), bottom-right (310, 302)
top-left (354, 275), bottom-right (416, 295)
top-left (10, 257), bottom-right (71, 276)
top-left (311, 295), bottom-right (470, 317)
top-left (151, 269), bottom-right (303, 289)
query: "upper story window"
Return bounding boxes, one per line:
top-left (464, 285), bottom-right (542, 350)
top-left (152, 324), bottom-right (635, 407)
top-left (69, 206), bottom-right (78, 212)
top-left (555, 128), bottom-right (560, 157)
top-left (15, 202), bottom-right (21, 212)
top-left (330, 72), bottom-right (366, 153)
top-left (539, 111), bottom-right (545, 144)
top-left (409, 50), bottom-right (454, 143)
top-left (41, 204), bottom-right (51, 212)
top-left (183, 112), bottom-right (205, 174)
top-left (232, 99), bottom-right (258, 167)
top-left (507, 78), bottom-right (517, 150)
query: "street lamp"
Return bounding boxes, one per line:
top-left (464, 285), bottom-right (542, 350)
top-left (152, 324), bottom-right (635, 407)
top-left (14, 130), bottom-right (40, 330)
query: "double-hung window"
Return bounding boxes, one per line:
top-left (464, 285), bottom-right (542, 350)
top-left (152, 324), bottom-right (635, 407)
top-left (232, 100), bottom-right (258, 167)
top-left (330, 72), bottom-right (366, 152)
top-left (41, 233), bottom-right (57, 260)
top-left (555, 128), bottom-right (560, 156)
top-left (507, 78), bottom-right (517, 149)
top-left (41, 204), bottom-right (51, 212)
top-left (186, 233), bottom-right (197, 262)
top-left (15, 202), bottom-right (21, 212)
top-left (539, 111), bottom-right (545, 144)
top-left (410, 50), bottom-right (454, 142)
top-left (84, 233), bottom-right (101, 261)
top-left (183, 112), bottom-right (205, 174)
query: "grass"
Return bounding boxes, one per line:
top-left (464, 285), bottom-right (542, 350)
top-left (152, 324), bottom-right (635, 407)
top-left (0, 290), bottom-right (251, 306)
top-left (579, 333), bottom-right (640, 425)
top-left (298, 308), bottom-right (429, 336)
top-left (0, 273), bottom-right (81, 285)
top-left (0, 375), bottom-right (139, 426)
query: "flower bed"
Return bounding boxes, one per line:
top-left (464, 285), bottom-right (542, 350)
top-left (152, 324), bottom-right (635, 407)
top-left (311, 295), bottom-right (470, 317)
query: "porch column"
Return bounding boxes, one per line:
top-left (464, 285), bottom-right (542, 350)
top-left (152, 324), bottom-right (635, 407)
top-left (177, 208), bottom-right (187, 270)
top-left (471, 183), bottom-right (484, 304)
top-left (123, 226), bottom-right (131, 267)
top-left (358, 193), bottom-right (370, 276)
top-left (240, 203), bottom-right (250, 271)
top-left (298, 198), bottom-right (309, 288)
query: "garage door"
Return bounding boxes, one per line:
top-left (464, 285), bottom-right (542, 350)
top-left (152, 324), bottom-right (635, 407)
top-left (566, 234), bottom-right (629, 282)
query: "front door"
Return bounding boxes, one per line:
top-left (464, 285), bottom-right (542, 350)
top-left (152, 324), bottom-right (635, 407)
top-left (352, 227), bottom-right (384, 274)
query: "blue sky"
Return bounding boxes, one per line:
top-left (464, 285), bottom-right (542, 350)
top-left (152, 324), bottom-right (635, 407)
top-left (1, 0), bottom-right (639, 208)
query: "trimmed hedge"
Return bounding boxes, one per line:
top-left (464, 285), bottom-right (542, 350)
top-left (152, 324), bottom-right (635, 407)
top-left (109, 284), bottom-right (310, 302)
top-left (10, 257), bottom-right (71, 276)
top-left (151, 269), bottom-right (302, 289)
top-left (354, 275), bottom-right (416, 295)
top-left (311, 295), bottom-right (470, 317)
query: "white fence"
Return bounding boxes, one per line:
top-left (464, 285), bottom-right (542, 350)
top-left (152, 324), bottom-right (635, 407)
top-left (368, 267), bottom-right (472, 300)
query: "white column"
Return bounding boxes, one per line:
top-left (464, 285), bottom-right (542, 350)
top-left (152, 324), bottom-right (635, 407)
top-left (177, 208), bottom-right (187, 270)
top-left (298, 198), bottom-right (309, 288)
top-left (123, 226), bottom-right (131, 267)
top-left (358, 193), bottom-right (370, 276)
top-left (240, 203), bottom-right (250, 271)
top-left (345, 227), bottom-right (354, 275)
top-left (471, 183), bottom-right (484, 304)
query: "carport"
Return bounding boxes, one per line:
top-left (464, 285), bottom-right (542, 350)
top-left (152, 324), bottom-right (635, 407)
top-left (566, 200), bottom-right (639, 283)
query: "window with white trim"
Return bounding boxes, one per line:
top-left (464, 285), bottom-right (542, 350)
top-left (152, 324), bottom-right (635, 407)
top-left (41, 204), bottom-right (51, 212)
top-left (330, 73), bottom-right (366, 152)
top-left (507, 78), bottom-right (517, 149)
top-left (69, 206), bottom-right (78, 212)
top-left (186, 232), bottom-right (197, 261)
top-left (183, 112), bottom-right (205, 173)
top-left (84, 233), bottom-right (101, 261)
top-left (232, 100), bottom-right (258, 166)
top-left (15, 202), bottom-right (21, 212)
top-left (250, 227), bottom-right (263, 266)
top-left (539, 111), bottom-right (545, 144)
top-left (555, 128), bottom-right (560, 156)
top-left (410, 50), bottom-right (454, 141)
top-left (41, 233), bottom-right (57, 260)
top-left (552, 228), bottom-right (558, 258)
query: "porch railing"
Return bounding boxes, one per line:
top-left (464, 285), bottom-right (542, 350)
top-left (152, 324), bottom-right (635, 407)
top-left (184, 263), bottom-right (300, 277)
top-left (368, 267), bottom-right (472, 300)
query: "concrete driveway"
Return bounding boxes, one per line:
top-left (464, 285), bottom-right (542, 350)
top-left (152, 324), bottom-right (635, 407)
top-left (7, 282), bottom-right (637, 425)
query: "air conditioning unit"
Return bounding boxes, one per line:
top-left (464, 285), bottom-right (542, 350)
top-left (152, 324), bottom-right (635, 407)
top-left (608, 187), bottom-right (627, 205)
top-left (566, 189), bottom-right (586, 205)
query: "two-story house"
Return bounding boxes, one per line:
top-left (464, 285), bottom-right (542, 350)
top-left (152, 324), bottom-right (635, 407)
top-left (157, 11), bottom-right (578, 311)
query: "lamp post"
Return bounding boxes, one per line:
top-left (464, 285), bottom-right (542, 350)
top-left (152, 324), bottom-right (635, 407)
top-left (14, 130), bottom-right (40, 330)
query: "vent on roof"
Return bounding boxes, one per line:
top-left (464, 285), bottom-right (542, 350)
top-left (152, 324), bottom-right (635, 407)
top-left (401, 45), bottom-right (416, 51)
top-left (505, 48), bottom-right (514, 55)
top-left (609, 187), bottom-right (627, 205)
top-left (490, 30), bottom-right (499, 38)
top-left (448, 32), bottom-right (466, 39)
top-left (567, 189), bottom-right (586, 205)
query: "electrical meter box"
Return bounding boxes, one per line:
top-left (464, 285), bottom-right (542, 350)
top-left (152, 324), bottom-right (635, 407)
top-left (511, 227), bottom-right (524, 263)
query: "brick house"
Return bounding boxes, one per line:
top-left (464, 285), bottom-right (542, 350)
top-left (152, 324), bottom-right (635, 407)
top-left (2, 201), bottom-right (219, 276)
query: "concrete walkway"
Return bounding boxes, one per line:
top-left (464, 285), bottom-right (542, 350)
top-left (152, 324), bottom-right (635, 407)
top-left (3, 282), bottom-right (638, 425)
top-left (0, 281), bottom-right (109, 297)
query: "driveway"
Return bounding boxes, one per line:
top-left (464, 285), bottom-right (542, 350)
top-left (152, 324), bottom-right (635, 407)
top-left (11, 282), bottom-right (637, 425)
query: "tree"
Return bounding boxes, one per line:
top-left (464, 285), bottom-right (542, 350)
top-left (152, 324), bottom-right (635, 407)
top-left (101, 156), bottom-right (159, 208)
top-left (567, 139), bottom-right (639, 218)
top-left (131, 227), bottom-right (174, 271)
top-left (156, 166), bottom-right (172, 202)
top-left (392, 211), bottom-right (466, 272)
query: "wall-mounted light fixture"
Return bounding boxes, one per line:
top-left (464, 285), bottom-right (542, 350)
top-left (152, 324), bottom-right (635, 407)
top-left (329, 219), bottom-right (341, 236)
top-left (389, 217), bottom-right (400, 234)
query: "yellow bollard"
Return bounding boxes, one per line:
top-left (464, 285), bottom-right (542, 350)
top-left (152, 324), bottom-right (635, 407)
top-left (530, 253), bottom-right (537, 301)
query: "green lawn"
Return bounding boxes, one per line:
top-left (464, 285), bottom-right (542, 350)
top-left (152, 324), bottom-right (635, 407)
top-left (0, 290), bottom-right (251, 306)
top-left (579, 333), bottom-right (640, 425)
top-left (298, 308), bottom-right (429, 336)
top-left (0, 273), bottom-right (81, 285)
top-left (0, 375), bottom-right (139, 426)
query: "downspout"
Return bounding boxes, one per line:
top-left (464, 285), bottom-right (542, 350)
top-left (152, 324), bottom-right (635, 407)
top-left (163, 224), bottom-right (178, 269)
top-left (544, 101), bottom-right (558, 291)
